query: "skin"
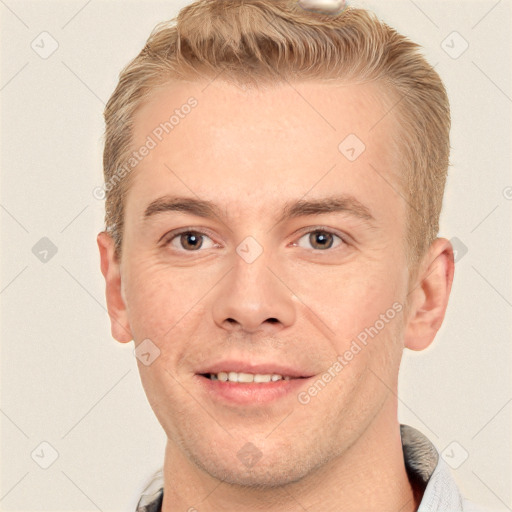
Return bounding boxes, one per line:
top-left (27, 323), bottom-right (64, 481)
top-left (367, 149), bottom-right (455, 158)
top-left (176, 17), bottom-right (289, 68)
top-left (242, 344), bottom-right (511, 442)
top-left (98, 79), bottom-right (454, 512)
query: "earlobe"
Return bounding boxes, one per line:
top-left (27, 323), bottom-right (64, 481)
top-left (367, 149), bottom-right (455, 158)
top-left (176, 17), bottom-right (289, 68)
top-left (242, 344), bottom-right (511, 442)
top-left (97, 231), bottom-right (133, 343)
top-left (404, 238), bottom-right (455, 351)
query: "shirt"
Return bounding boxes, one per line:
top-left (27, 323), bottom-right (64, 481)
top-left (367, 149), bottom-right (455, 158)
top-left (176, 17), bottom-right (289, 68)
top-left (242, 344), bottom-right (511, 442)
top-left (135, 424), bottom-right (486, 512)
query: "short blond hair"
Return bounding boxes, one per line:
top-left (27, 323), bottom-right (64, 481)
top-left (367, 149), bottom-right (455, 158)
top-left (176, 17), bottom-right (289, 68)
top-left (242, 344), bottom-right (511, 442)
top-left (103, 0), bottom-right (450, 266)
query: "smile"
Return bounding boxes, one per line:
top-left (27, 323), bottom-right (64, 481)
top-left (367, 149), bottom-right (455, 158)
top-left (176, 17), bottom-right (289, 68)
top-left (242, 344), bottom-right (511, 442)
top-left (195, 363), bottom-right (314, 405)
top-left (205, 372), bottom-right (293, 383)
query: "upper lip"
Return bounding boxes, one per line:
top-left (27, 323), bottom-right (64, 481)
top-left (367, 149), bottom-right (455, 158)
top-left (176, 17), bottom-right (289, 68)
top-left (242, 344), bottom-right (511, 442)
top-left (196, 360), bottom-right (314, 379)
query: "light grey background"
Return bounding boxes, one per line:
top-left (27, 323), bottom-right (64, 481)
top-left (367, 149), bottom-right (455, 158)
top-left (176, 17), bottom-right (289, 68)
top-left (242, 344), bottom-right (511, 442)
top-left (1, 0), bottom-right (510, 511)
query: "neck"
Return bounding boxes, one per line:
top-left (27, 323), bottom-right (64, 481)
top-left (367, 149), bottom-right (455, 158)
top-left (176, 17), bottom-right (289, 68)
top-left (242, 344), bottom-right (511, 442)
top-left (161, 400), bottom-right (420, 512)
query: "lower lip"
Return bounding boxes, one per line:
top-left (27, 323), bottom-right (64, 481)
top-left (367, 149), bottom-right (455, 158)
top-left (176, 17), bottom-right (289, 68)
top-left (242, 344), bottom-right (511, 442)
top-left (196, 375), bottom-right (311, 405)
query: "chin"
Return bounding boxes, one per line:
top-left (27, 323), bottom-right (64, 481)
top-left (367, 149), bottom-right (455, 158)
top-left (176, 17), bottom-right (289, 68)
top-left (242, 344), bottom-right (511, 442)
top-left (198, 460), bottom-right (310, 488)
top-left (185, 442), bottom-right (327, 489)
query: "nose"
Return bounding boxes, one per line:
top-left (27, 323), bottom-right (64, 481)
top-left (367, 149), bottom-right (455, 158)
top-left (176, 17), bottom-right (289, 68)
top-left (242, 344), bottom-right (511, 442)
top-left (211, 245), bottom-right (296, 334)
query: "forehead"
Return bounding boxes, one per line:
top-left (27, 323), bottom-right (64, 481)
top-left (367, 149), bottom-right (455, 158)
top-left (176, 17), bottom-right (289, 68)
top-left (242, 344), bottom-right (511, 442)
top-left (126, 79), bottom-right (401, 222)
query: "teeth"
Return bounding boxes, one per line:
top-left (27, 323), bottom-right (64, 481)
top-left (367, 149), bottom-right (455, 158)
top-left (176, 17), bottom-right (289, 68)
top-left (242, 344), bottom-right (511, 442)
top-left (254, 374), bottom-right (272, 383)
top-left (209, 372), bottom-right (292, 383)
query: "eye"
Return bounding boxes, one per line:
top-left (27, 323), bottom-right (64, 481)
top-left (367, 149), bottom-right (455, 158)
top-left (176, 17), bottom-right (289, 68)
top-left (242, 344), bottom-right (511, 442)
top-left (294, 229), bottom-right (345, 251)
top-left (163, 227), bottom-right (346, 253)
top-left (165, 230), bottom-right (217, 252)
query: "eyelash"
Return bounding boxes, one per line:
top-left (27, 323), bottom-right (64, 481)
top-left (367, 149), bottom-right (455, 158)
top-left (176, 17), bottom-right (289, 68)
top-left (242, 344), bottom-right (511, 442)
top-left (162, 227), bottom-right (347, 253)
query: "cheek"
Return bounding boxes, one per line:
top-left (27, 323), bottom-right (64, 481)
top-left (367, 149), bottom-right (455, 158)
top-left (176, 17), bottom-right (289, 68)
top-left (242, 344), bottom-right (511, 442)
top-left (122, 260), bottom-right (215, 341)
top-left (289, 260), bottom-right (406, 352)
top-left (135, 354), bottom-right (196, 444)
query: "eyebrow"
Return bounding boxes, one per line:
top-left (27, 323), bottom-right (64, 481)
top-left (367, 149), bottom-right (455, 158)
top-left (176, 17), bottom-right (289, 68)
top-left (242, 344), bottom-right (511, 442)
top-left (143, 194), bottom-right (376, 225)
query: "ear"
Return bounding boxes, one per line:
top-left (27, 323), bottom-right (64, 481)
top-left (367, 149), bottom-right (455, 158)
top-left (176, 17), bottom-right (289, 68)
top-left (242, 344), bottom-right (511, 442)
top-left (97, 231), bottom-right (133, 343)
top-left (404, 238), bottom-right (455, 351)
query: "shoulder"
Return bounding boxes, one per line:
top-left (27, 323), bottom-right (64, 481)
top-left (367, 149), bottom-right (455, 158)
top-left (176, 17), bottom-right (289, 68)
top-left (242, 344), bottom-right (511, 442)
top-left (136, 468), bottom-right (164, 512)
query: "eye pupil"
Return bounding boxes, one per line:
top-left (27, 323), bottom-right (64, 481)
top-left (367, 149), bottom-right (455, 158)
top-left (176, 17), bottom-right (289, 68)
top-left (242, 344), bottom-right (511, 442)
top-left (181, 232), bottom-right (202, 250)
top-left (310, 231), bottom-right (333, 249)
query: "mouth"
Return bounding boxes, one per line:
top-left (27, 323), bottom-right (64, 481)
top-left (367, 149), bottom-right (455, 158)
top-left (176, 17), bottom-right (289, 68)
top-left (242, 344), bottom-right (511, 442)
top-left (201, 372), bottom-right (296, 383)
top-left (195, 363), bottom-right (314, 405)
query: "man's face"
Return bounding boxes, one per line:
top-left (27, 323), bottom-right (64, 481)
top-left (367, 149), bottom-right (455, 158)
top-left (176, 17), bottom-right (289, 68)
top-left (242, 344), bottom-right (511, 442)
top-left (118, 79), bottom-right (411, 485)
